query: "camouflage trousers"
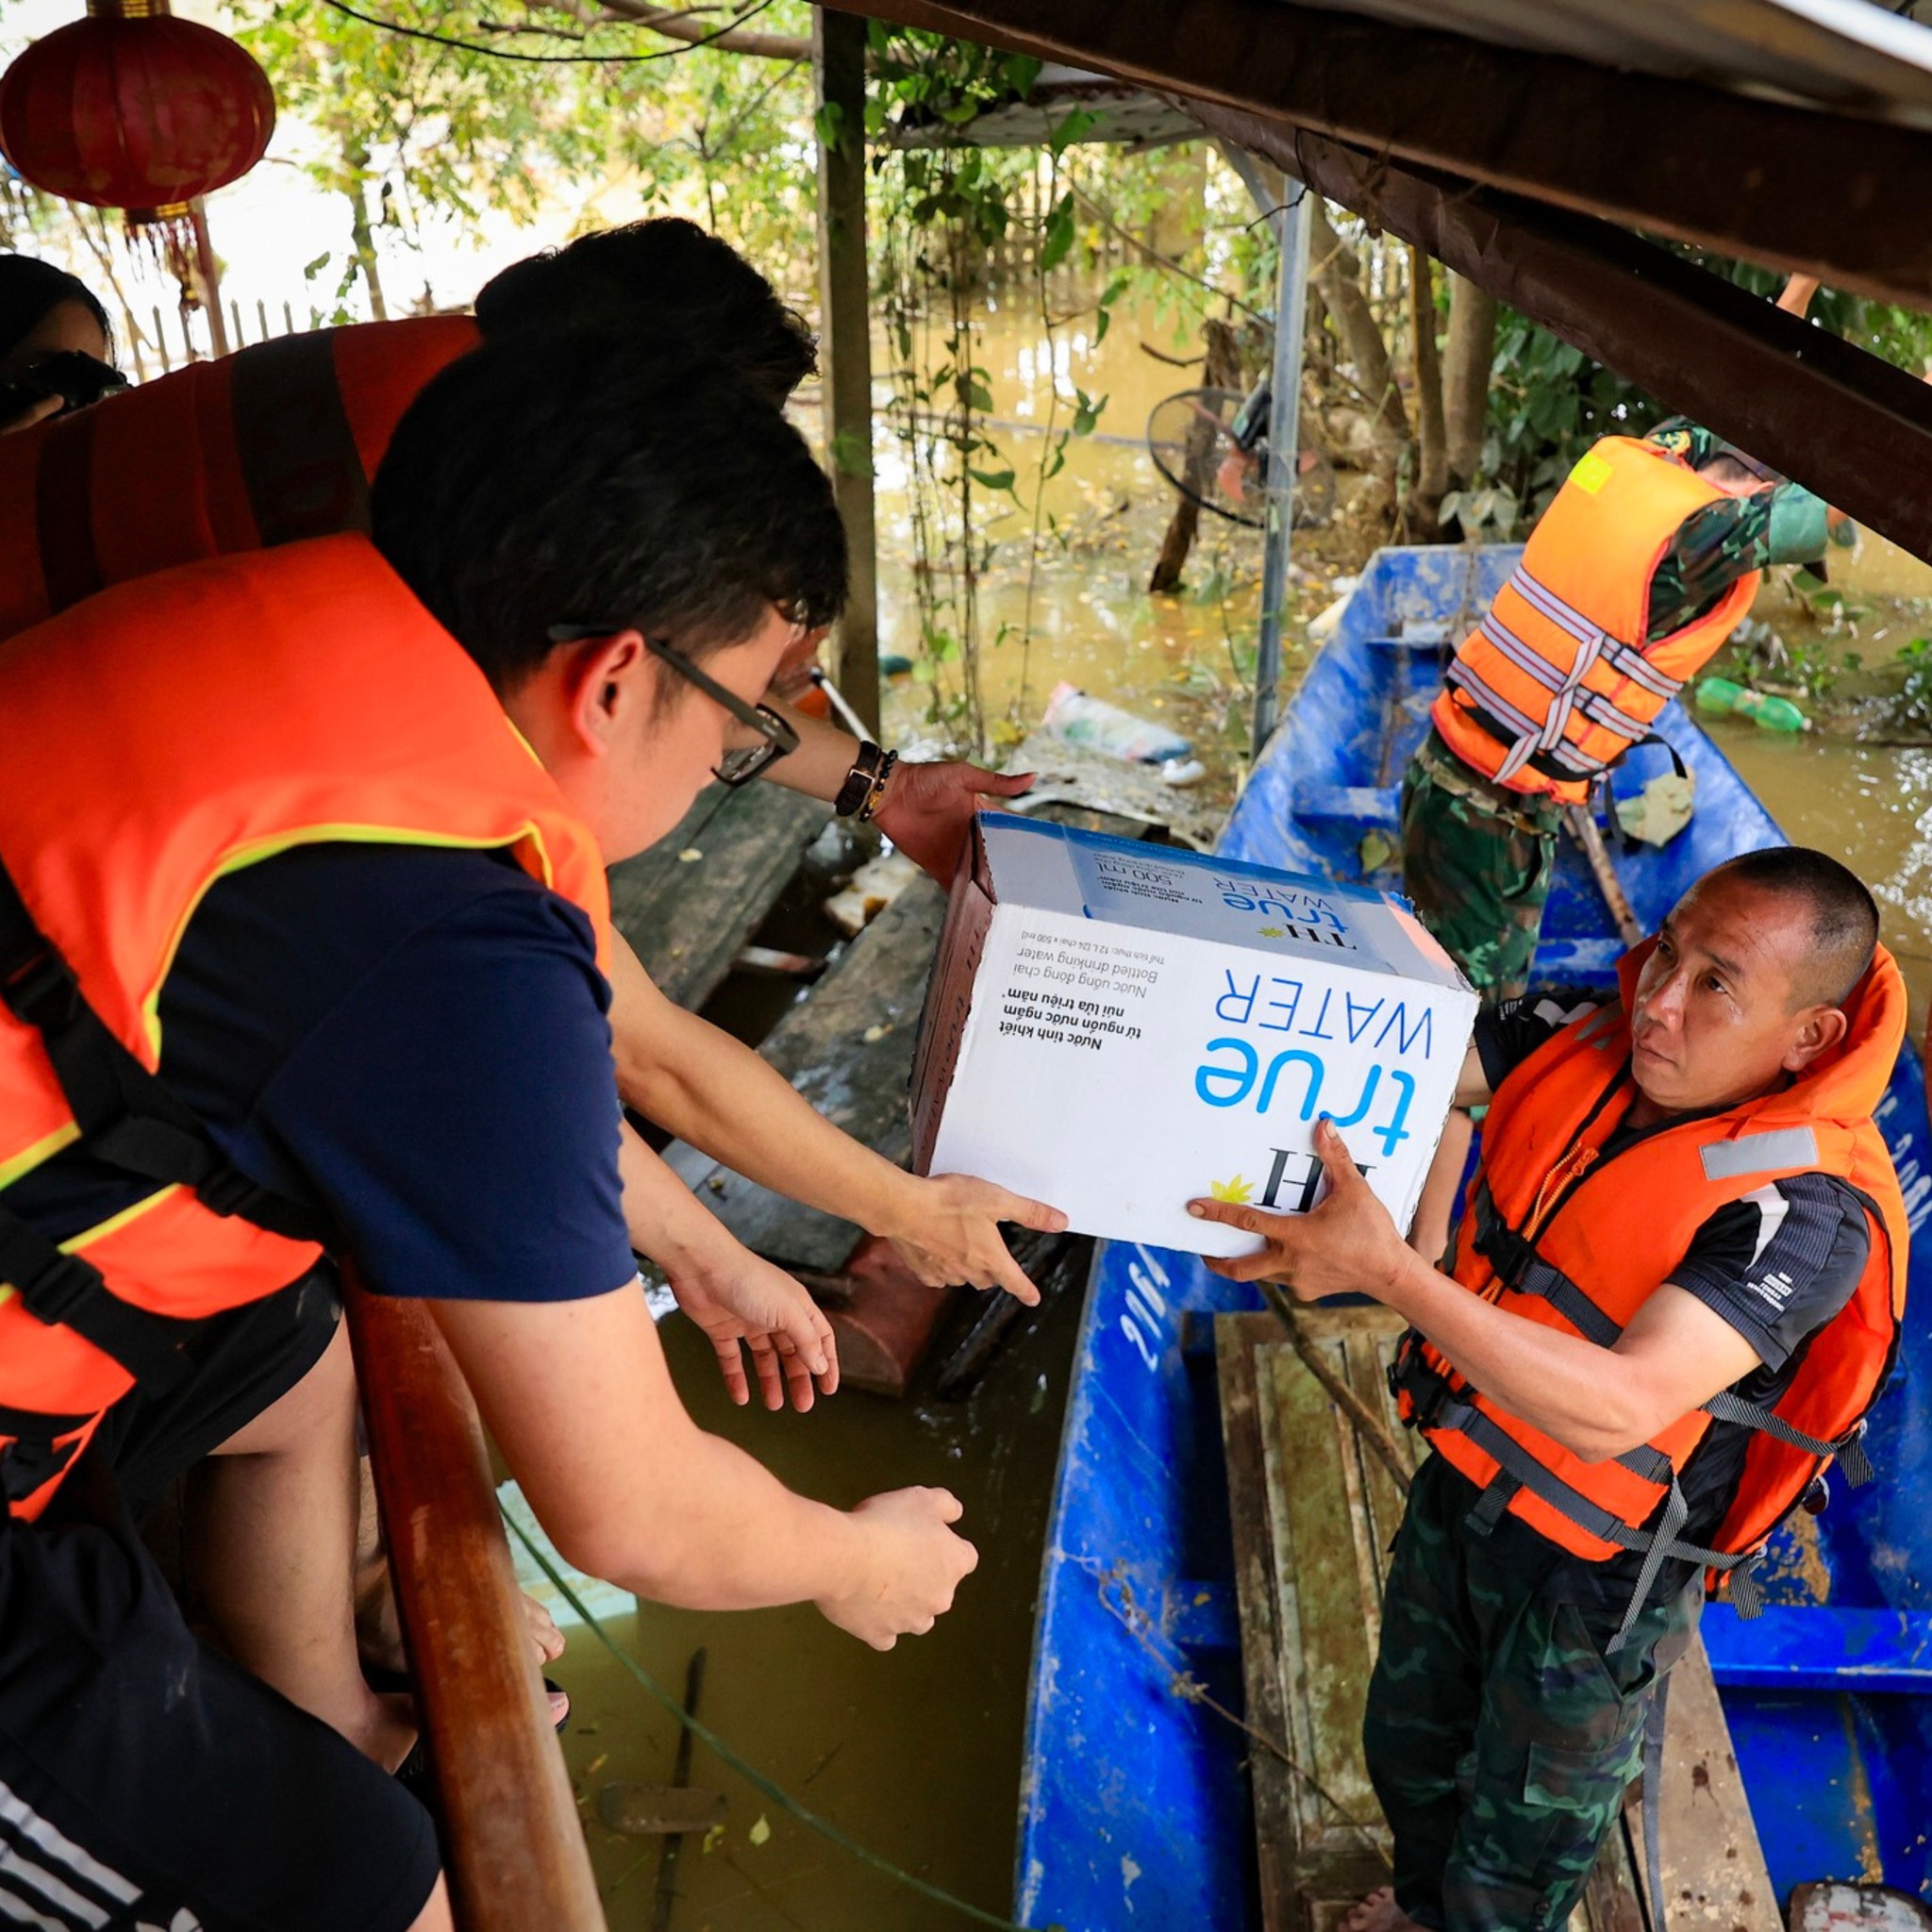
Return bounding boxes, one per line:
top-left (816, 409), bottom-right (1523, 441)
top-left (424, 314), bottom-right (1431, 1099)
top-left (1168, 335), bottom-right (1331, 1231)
top-left (1362, 1455), bottom-right (1701, 1932)
top-left (1398, 730), bottom-right (1564, 1003)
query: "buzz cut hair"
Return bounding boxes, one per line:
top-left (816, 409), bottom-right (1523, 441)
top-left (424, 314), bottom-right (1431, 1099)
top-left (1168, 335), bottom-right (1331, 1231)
top-left (1707, 846), bottom-right (1879, 1008)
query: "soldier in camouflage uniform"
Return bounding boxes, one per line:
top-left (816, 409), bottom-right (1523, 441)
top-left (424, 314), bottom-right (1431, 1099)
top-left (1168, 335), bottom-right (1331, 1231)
top-left (1402, 412), bottom-right (1852, 1003)
top-left (1187, 850), bottom-right (1891, 1932)
top-left (1360, 1455), bottom-right (1698, 1931)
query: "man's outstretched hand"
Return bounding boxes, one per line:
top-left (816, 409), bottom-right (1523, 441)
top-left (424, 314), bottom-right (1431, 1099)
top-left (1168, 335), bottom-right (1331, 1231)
top-left (1187, 1118), bottom-right (1409, 1303)
top-left (882, 1173), bottom-right (1069, 1306)
top-left (874, 761), bottom-right (1036, 885)
top-left (668, 1250), bottom-right (840, 1413)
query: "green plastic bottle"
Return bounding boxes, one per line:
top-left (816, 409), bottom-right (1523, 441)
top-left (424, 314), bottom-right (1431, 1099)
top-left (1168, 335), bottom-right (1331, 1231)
top-left (1693, 675), bottom-right (1808, 734)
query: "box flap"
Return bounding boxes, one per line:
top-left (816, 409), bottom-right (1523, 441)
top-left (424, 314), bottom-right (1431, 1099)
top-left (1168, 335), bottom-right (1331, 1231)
top-left (977, 811), bottom-right (1462, 987)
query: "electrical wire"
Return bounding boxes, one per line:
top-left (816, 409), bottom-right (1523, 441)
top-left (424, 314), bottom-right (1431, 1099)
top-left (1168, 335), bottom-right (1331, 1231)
top-left (315, 0), bottom-right (778, 63)
top-left (505, 1509), bottom-right (1042, 1931)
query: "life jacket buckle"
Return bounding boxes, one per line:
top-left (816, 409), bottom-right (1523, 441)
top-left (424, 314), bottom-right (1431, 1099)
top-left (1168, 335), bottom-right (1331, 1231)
top-left (0, 1430), bottom-right (79, 1505)
top-left (1389, 1332), bottom-right (1451, 1430)
top-left (8, 1243), bottom-right (109, 1329)
top-left (0, 942), bottom-right (80, 1032)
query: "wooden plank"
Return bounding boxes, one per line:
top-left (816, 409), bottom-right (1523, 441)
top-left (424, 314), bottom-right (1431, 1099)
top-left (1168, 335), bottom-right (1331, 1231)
top-left (608, 781), bottom-right (831, 1012)
top-left (345, 1272), bottom-right (604, 1931)
top-left (1220, 1307), bottom-right (1774, 1932)
top-left (674, 874), bottom-right (948, 1270)
top-left (1215, 1316), bottom-right (1308, 1932)
top-left (1219, 1308), bottom-right (1401, 1929)
top-left (1629, 1636), bottom-right (1782, 1932)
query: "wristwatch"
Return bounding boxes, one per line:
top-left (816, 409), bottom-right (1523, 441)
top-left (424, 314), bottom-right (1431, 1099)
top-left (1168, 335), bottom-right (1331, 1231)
top-left (834, 741), bottom-right (899, 822)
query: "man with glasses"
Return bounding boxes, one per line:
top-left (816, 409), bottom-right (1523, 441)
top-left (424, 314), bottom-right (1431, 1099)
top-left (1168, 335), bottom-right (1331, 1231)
top-left (0, 335), bottom-right (1029, 1932)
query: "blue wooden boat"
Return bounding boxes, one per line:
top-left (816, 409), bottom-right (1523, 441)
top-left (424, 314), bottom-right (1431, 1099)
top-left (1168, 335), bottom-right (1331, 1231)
top-left (1015, 544), bottom-right (1932, 1931)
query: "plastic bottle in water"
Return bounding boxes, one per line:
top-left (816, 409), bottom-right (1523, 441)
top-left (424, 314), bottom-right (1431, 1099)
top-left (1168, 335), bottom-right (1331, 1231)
top-left (1041, 681), bottom-right (1193, 763)
top-left (1692, 675), bottom-right (1808, 734)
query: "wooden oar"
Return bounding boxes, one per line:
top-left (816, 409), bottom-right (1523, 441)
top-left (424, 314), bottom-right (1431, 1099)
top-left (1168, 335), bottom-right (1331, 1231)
top-left (1562, 804), bottom-right (1643, 947)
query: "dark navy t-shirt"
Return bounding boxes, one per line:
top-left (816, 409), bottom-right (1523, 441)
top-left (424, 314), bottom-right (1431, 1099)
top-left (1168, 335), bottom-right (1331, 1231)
top-left (16, 842), bottom-right (636, 1305)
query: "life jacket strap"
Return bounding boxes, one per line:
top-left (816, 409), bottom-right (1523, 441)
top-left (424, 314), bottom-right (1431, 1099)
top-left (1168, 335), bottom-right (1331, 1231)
top-left (0, 858), bottom-right (325, 1246)
top-left (1698, 1392), bottom-right (1874, 1487)
top-left (1395, 1353), bottom-right (1751, 1647)
top-left (1471, 1183), bottom-right (1625, 1347)
top-left (0, 1201), bottom-right (206, 1390)
top-left (0, 1400), bottom-right (89, 1505)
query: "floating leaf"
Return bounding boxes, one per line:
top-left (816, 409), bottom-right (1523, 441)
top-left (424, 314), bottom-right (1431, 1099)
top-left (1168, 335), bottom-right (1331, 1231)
top-left (748, 1813), bottom-right (772, 1847)
top-left (1358, 828), bottom-right (1397, 874)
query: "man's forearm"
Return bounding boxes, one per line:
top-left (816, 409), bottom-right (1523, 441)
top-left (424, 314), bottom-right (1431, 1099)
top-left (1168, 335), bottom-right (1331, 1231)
top-left (599, 1426), bottom-right (869, 1611)
top-left (622, 1019), bottom-right (914, 1234)
top-left (1375, 1249), bottom-right (1650, 1459)
top-left (620, 1119), bottom-right (755, 1272)
top-left (758, 700), bottom-right (865, 804)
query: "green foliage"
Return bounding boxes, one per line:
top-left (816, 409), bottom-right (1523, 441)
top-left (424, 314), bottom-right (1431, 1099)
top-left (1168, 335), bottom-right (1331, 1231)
top-left (1479, 316), bottom-right (1657, 524)
top-left (1890, 637), bottom-right (1932, 732)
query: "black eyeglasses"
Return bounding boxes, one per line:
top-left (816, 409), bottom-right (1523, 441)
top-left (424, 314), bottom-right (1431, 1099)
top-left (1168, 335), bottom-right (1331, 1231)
top-left (545, 626), bottom-right (800, 787)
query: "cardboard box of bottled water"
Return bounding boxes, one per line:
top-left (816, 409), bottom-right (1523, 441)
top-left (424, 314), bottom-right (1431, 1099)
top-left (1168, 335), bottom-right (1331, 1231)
top-left (909, 812), bottom-right (1478, 1258)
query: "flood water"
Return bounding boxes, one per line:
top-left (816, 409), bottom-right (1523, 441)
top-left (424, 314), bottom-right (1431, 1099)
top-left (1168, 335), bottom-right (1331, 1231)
top-left (551, 293), bottom-right (1932, 1928)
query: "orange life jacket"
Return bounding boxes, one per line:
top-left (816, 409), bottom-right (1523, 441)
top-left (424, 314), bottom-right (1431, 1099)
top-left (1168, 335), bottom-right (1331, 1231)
top-left (1392, 942), bottom-right (1907, 1631)
top-left (0, 315), bottom-right (479, 643)
top-left (0, 532), bottom-right (609, 1522)
top-left (1431, 436), bottom-right (1763, 805)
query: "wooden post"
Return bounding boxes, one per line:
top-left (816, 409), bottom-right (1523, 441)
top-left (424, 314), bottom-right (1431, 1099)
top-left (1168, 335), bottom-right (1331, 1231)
top-left (345, 1268), bottom-right (605, 1932)
top-left (190, 201), bottom-right (229, 358)
top-left (814, 6), bottom-right (880, 736)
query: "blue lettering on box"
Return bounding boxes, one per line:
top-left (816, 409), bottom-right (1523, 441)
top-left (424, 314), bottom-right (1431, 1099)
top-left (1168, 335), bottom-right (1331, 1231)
top-left (1195, 1038), bottom-right (1258, 1106)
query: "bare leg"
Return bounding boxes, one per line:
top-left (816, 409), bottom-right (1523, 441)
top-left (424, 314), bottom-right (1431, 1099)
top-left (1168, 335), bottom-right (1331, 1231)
top-left (408, 1875), bottom-right (456, 1932)
top-left (1409, 1108), bottom-right (1473, 1267)
top-left (1341, 1887), bottom-right (1423, 1932)
top-left (183, 1318), bottom-right (414, 1770)
top-left (355, 1456), bottom-right (569, 1724)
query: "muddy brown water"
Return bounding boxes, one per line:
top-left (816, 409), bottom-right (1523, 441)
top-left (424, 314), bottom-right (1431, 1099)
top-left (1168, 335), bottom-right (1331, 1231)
top-left (551, 300), bottom-right (1932, 1928)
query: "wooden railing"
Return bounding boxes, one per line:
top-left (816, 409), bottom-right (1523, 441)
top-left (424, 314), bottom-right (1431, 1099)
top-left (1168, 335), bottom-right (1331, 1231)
top-left (344, 1264), bottom-right (606, 1931)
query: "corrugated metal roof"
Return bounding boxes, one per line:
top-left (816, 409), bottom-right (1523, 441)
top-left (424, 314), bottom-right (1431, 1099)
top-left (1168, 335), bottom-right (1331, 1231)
top-left (1290, 0), bottom-right (1932, 126)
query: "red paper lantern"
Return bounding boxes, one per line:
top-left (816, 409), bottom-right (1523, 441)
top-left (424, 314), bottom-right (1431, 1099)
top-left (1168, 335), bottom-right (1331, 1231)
top-left (0, 0), bottom-right (275, 226)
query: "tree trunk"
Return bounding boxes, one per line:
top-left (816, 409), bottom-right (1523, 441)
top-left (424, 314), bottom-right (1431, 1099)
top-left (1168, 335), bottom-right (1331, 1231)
top-left (1441, 269), bottom-right (1498, 487)
top-left (345, 145), bottom-right (389, 323)
top-left (1307, 198), bottom-right (1408, 525)
top-left (1148, 316), bottom-right (1242, 593)
top-left (1407, 245), bottom-right (1447, 538)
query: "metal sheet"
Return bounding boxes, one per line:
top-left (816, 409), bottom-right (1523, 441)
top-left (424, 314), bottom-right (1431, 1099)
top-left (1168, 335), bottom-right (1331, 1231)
top-left (832, 0), bottom-right (1932, 303)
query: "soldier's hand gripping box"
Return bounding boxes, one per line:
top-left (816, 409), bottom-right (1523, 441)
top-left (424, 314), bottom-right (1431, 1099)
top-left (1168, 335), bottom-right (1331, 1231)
top-left (909, 812), bottom-right (1478, 1257)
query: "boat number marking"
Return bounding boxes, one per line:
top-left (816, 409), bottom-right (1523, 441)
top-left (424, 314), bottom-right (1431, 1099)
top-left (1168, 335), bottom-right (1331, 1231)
top-left (1119, 1246), bottom-right (1173, 1373)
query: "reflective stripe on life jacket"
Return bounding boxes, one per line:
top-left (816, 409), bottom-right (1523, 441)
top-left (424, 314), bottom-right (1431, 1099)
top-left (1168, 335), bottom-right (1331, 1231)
top-left (1391, 941), bottom-right (1908, 1638)
top-left (1431, 437), bottom-right (1764, 804)
top-left (0, 533), bottom-right (609, 1520)
top-left (0, 316), bottom-right (479, 643)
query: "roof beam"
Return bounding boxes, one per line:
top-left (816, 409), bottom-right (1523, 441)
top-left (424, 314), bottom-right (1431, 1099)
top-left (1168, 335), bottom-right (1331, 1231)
top-left (1197, 101), bottom-right (1932, 562)
top-left (830, 0), bottom-right (1932, 306)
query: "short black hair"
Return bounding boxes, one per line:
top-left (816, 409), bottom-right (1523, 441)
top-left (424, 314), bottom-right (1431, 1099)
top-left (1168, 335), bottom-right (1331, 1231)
top-left (1706, 846), bottom-right (1879, 1007)
top-left (0, 255), bottom-right (111, 363)
top-left (370, 328), bottom-right (845, 691)
top-left (473, 218), bottom-right (817, 408)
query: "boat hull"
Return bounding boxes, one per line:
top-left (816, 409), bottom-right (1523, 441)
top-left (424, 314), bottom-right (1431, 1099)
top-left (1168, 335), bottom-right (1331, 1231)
top-left (1016, 545), bottom-right (1932, 1929)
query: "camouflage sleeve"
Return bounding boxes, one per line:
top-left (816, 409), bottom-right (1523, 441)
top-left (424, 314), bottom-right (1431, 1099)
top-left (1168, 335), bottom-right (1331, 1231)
top-left (1647, 489), bottom-right (1793, 641)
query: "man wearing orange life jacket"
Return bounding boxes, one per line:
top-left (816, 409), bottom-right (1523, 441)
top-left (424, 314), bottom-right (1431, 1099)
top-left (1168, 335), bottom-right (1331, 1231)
top-left (0, 336), bottom-right (1054, 1932)
top-left (0, 217), bottom-right (1049, 1412)
top-left (1189, 847), bottom-right (1906, 1932)
top-left (1400, 275), bottom-right (1853, 1015)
